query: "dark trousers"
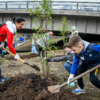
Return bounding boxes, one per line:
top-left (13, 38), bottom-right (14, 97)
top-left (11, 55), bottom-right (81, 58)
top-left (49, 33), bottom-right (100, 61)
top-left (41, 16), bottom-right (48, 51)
top-left (76, 63), bottom-right (100, 89)
top-left (38, 46), bottom-right (45, 58)
top-left (0, 68), bottom-right (3, 79)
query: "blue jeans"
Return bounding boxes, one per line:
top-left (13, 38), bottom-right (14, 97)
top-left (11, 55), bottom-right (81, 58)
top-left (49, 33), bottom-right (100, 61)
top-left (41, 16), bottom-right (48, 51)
top-left (63, 62), bottom-right (72, 73)
top-left (2, 50), bottom-right (8, 55)
top-left (0, 42), bottom-right (8, 57)
top-left (31, 45), bottom-right (37, 53)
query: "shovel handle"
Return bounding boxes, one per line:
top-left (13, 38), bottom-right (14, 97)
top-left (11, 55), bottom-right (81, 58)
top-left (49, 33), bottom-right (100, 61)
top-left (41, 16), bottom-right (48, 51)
top-left (59, 64), bottom-right (100, 88)
top-left (48, 48), bottom-right (54, 53)
top-left (70, 64), bottom-right (100, 83)
top-left (50, 50), bottom-right (54, 54)
top-left (1, 46), bottom-right (25, 63)
top-left (2, 47), bottom-right (14, 56)
top-left (1, 46), bottom-right (40, 71)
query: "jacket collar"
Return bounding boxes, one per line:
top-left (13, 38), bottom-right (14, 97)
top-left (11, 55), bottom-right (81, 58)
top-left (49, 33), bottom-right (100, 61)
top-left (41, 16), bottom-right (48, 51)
top-left (81, 40), bottom-right (90, 54)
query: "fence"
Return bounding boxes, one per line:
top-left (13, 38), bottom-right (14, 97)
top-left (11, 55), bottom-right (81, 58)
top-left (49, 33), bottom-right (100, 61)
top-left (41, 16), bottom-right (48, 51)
top-left (0, 1), bottom-right (100, 12)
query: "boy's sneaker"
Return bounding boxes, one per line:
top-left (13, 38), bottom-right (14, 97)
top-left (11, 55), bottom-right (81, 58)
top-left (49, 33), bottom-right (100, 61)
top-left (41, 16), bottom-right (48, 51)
top-left (73, 86), bottom-right (85, 95)
top-left (0, 77), bottom-right (10, 83)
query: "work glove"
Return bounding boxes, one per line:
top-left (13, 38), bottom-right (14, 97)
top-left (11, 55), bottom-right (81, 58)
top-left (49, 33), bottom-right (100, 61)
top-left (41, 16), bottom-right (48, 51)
top-left (45, 58), bottom-right (52, 62)
top-left (0, 42), bottom-right (4, 48)
top-left (14, 53), bottom-right (20, 60)
top-left (67, 74), bottom-right (75, 88)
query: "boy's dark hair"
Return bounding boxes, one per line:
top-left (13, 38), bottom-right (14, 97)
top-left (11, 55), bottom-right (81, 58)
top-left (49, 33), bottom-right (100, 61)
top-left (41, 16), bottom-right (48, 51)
top-left (67, 35), bottom-right (83, 48)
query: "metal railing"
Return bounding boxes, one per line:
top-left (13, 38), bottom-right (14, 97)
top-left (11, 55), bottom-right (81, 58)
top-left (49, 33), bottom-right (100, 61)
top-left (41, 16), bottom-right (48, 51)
top-left (0, 1), bottom-right (100, 12)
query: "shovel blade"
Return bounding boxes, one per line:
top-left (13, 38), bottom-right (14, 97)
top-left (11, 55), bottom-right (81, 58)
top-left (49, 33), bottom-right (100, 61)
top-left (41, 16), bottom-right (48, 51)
top-left (31, 65), bottom-right (40, 71)
top-left (48, 85), bottom-right (60, 93)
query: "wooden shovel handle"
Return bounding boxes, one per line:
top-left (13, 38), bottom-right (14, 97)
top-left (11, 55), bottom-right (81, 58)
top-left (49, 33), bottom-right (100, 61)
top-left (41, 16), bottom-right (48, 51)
top-left (48, 48), bottom-right (54, 53)
top-left (1, 46), bottom-right (25, 63)
top-left (59, 64), bottom-right (100, 88)
top-left (50, 50), bottom-right (54, 53)
top-left (1, 45), bottom-right (40, 71)
top-left (70, 64), bottom-right (100, 83)
top-left (2, 47), bottom-right (14, 56)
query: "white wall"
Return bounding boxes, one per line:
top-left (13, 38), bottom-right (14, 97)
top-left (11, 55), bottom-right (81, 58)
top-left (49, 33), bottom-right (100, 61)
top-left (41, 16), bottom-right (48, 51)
top-left (76, 19), bottom-right (85, 33)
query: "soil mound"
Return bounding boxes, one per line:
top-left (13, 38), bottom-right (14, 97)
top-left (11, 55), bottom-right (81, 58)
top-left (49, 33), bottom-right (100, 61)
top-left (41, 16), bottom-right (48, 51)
top-left (7, 53), bottom-right (38, 60)
top-left (0, 73), bottom-right (90, 100)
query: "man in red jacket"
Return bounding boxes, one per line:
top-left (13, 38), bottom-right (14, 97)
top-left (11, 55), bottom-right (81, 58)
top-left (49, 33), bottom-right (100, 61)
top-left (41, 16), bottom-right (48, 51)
top-left (0, 17), bottom-right (25, 83)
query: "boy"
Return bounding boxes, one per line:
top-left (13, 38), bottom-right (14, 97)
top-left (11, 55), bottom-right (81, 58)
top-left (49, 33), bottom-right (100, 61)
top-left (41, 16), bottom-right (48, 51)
top-left (67, 35), bottom-right (100, 94)
top-left (46, 45), bottom-right (82, 85)
top-left (46, 46), bottom-right (75, 74)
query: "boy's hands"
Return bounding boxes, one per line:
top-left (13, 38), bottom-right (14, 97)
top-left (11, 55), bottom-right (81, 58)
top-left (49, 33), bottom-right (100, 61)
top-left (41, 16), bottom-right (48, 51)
top-left (67, 74), bottom-right (75, 88)
top-left (46, 58), bottom-right (52, 62)
top-left (68, 74), bottom-right (74, 84)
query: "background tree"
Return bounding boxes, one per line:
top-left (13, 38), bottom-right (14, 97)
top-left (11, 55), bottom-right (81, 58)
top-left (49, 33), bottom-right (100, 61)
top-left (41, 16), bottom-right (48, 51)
top-left (28, 0), bottom-right (54, 78)
top-left (58, 16), bottom-right (70, 55)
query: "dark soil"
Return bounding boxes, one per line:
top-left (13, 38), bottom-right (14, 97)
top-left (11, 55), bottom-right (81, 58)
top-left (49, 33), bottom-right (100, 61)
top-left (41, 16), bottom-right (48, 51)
top-left (0, 73), bottom-right (97, 100)
top-left (7, 53), bottom-right (38, 60)
top-left (1, 52), bottom-right (100, 100)
top-left (30, 65), bottom-right (40, 71)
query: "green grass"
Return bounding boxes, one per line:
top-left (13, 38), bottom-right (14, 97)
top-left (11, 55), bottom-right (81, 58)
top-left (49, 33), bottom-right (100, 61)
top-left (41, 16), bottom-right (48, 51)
top-left (47, 54), bottom-right (54, 58)
top-left (1, 61), bottom-right (5, 62)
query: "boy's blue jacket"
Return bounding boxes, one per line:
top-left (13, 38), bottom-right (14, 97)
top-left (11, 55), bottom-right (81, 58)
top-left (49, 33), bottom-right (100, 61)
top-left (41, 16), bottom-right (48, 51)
top-left (70, 40), bottom-right (100, 74)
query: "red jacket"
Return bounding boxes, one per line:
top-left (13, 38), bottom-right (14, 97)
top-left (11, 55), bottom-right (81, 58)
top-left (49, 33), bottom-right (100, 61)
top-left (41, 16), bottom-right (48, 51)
top-left (0, 21), bottom-right (16, 54)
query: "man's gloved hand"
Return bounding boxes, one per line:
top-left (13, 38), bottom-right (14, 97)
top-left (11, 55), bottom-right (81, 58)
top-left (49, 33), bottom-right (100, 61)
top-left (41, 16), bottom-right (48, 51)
top-left (14, 53), bottom-right (20, 60)
top-left (0, 42), bottom-right (4, 48)
top-left (67, 74), bottom-right (75, 88)
top-left (45, 58), bottom-right (52, 62)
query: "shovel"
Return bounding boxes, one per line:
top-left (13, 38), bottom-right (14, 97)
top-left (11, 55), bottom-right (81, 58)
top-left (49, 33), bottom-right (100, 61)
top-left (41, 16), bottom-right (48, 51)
top-left (1, 46), bottom-right (40, 71)
top-left (48, 64), bottom-right (100, 93)
top-left (48, 48), bottom-right (58, 56)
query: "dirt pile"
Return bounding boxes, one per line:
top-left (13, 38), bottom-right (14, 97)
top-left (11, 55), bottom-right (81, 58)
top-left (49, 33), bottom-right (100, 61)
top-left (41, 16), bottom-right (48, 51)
top-left (0, 73), bottom-right (54, 100)
top-left (7, 53), bottom-right (38, 60)
top-left (7, 53), bottom-right (65, 60)
top-left (0, 73), bottom-right (93, 100)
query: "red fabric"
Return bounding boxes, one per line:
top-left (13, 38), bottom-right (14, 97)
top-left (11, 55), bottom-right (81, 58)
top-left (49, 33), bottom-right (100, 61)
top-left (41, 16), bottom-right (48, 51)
top-left (0, 25), bottom-right (16, 54)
